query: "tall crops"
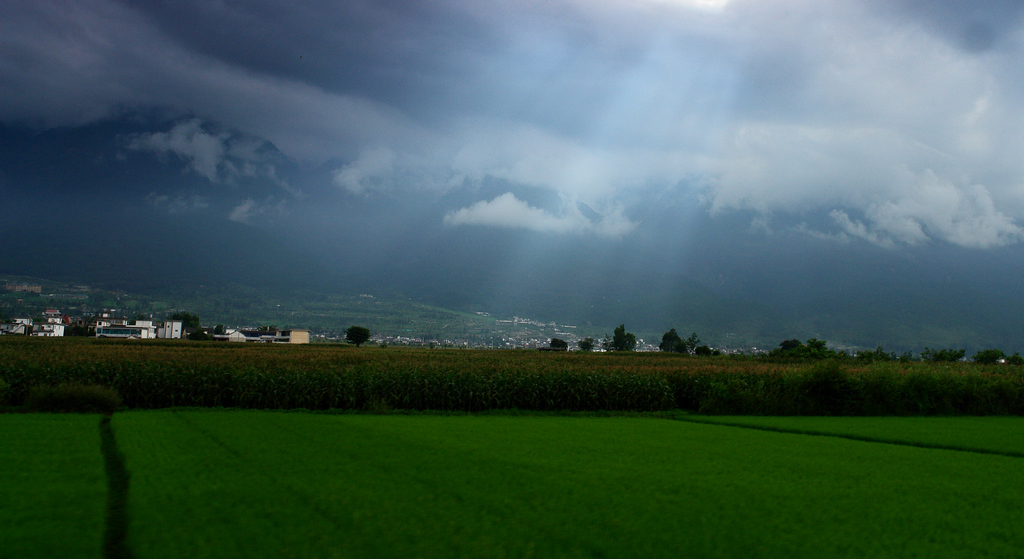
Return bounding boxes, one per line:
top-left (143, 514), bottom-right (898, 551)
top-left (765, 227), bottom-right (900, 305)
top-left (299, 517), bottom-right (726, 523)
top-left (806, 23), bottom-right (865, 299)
top-left (0, 339), bottom-right (674, 412)
top-left (0, 362), bottom-right (674, 412)
top-left (1, 338), bottom-right (1023, 414)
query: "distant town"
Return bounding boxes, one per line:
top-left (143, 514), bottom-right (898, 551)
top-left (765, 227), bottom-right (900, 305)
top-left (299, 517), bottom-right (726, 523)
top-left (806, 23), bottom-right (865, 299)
top-left (0, 279), bottom-right (759, 353)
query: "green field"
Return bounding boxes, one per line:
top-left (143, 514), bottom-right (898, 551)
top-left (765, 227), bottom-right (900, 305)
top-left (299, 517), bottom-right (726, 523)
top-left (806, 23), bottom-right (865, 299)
top-left (684, 415), bottom-right (1024, 456)
top-left (0, 414), bottom-right (107, 558)
top-left (6, 411), bottom-right (1024, 558)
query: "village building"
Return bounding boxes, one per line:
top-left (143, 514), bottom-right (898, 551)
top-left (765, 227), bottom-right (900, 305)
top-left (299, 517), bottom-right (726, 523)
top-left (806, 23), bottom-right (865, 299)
top-left (213, 328), bottom-right (310, 344)
top-left (0, 317), bottom-right (32, 336)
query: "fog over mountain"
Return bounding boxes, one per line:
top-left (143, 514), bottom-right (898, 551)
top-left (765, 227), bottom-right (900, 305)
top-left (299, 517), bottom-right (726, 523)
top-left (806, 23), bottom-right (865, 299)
top-left (3, 0), bottom-right (1024, 352)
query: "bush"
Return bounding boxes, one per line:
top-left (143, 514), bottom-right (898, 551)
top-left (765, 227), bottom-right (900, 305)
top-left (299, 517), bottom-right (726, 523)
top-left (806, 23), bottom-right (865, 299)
top-left (694, 345), bottom-right (717, 356)
top-left (24, 383), bottom-right (122, 414)
top-left (973, 349), bottom-right (1006, 365)
top-left (549, 338), bottom-right (569, 350)
top-left (768, 338), bottom-right (836, 360)
top-left (921, 348), bottom-right (966, 362)
top-left (802, 361), bottom-right (852, 415)
top-left (856, 346), bottom-right (895, 362)
top-left (187, 329), bottom-right (212, 341)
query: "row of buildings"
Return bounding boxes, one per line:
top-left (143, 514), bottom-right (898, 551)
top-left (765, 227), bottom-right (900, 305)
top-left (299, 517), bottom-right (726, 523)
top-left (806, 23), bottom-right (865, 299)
top-left (0, 308), bottom-right (77, 337)
top-left (0, 309), bottom-right (309, 344)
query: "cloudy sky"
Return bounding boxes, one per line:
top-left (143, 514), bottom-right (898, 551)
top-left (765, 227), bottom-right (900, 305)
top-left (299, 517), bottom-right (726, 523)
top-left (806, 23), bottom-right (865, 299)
top-left (3, 0), bottom-right (1024, 249)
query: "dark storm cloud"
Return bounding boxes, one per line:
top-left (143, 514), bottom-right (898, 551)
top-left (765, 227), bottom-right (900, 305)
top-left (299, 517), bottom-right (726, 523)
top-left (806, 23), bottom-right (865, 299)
top-left (4, 0), bottom-right (1024, 246)
top-left (869, 0), bottom-right (1024, 53)
top-left (129, 0), bottom-right (503, 120)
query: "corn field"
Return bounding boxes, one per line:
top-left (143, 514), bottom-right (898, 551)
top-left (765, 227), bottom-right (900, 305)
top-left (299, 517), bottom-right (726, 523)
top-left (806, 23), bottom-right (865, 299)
top-left (1, 337), bottom-right (1023, 414)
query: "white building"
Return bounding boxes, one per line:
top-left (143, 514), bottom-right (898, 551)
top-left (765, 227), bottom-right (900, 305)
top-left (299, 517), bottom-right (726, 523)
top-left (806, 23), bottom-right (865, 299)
top-left (0, 318), bottom-right (32, 336)
top-left (97, 319), bottom-right (156, 339)
top-left (95, 319), bottom-right (183, 340)
top-left (31, 310), bottom-right (67, 337)
top-left (32, 322), bottom-right (65, 337)
top-left (156, 320), bottom-right (183, 339)
top-left (213, 328), bottom-right (310, 344)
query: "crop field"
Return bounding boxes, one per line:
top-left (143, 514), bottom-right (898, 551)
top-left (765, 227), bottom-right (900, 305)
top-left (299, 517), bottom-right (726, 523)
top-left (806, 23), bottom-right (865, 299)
top-left (4, 340), bottom-right (1024, 555)
top-left (6, 411), bottom-right (1024, 558)
top-left (0, 414), bottom-right (107, 558)
top-left (3, 337), bottom-right (1024, 415)
top-left (683, 415), bottom-right (1024, 455)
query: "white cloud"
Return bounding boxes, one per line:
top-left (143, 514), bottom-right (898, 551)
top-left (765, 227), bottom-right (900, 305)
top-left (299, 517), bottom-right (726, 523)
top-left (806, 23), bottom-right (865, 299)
top-left (227, 197), bottom-right (286, 224)
top-left (828, 170), bottom-right (1022, 248)
top-left (332, 148), bottom-right (397, 195)
top-left (7, 0), bottom-right (1024, 248)
top-left (228, 199), bottom-right (259, 223)
top-left (145, 193), bottom-right (210, 214)
top-left (128, 120), bottom-right (297, 194)
top-left (444, 192), bottom-right (634, 237)
top-left (129, 120), bottom-right (226, 181)
top-left (450, 119), bottom-right (702, 202)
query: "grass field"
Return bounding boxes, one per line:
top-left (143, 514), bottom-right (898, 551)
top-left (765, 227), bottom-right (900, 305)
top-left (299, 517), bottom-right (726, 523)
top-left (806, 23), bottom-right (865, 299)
top-left (0, 414), bottom-right (107, 559)
top-left (5, 338), bottom-right (1024, 557)
top-left (104, 411), bottom-right (1024, 558)
top-left (5, 411), bottom-right (1024, 557)
top-left (683, 415), bottom-right (1024, 455)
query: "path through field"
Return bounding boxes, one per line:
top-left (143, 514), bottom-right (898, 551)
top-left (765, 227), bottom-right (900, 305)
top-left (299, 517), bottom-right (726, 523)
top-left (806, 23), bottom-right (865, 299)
top-left (4, 412), bottom-right (1024, 558)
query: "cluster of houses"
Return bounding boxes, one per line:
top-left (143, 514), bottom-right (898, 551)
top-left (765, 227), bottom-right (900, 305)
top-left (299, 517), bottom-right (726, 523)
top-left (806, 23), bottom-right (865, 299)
top-left (0, 309), bottom-right (309, 344)
top-left (0, 308), bottom-right (74, 337)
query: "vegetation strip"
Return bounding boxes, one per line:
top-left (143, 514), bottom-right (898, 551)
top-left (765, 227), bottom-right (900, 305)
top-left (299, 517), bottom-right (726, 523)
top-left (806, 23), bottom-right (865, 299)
top-left (672, 416), bottom-right (1024, 458)
top-left (100, 416), bottom-right (134, 559)
top-left (113, 411), bottom-right (1024, 558)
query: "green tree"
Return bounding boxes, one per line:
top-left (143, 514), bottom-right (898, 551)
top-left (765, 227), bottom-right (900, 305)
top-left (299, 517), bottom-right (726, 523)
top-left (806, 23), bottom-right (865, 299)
top-left (610, 324), bottom-right (636, 352)
top-left (549, 338), bottom-right (568, 350)
top-left (170, 312), bottom-right (201, 329)
top-left (769, 338), bottom-right (836, 360)
top-left (659, 329), bottom-right (682, 352)
top-left (921, 347), bottom-right (966, 362)
top-left (345, 325), bottom-right (371, 347)
top-left (694, 345), bottom-right (719, 356)
top-left (214, 324), bottom-right (226, 335)
top-left (675, 332), bottom-right (701, 355)
top-left (578, 337), bottom-right (595, 352)
top-left (187, 329), bottom-right (211, 341)
top-left (856, 346), bottom-right (895, 362)
top-left (973, 349), bottom-right (1006, 364)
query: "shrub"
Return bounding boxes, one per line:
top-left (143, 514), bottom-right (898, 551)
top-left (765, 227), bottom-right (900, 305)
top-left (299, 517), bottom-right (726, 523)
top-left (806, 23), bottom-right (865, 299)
top-left (802, 361), bottom-right (853, 415)
top-left (856, 346), bottom-right (895, 362)
top-left (973, 349), bottom-right (1006, 365)
top-left (24, 383), bottom-right (122, 414)
top-left (549, 338), bottom-right (569, 350)
top-left (768, 338), bottom-right (836, 360)
top-left (921, 348), bottom-right (966, 362)
top-left (187, 329), bottom-right (212, 341)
